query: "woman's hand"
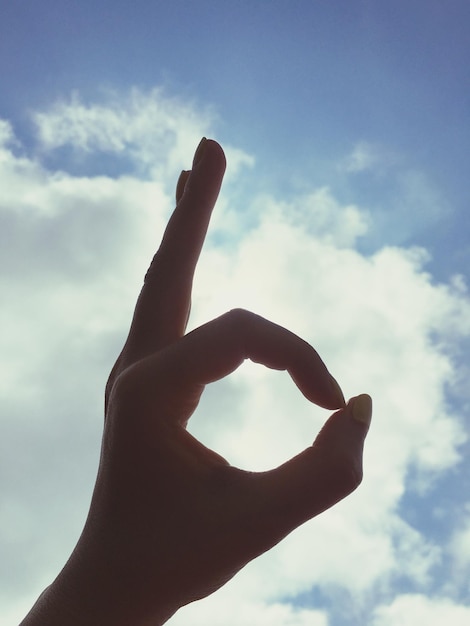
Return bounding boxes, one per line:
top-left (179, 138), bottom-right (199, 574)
top-left (21, 139), bottom-right (371, 626)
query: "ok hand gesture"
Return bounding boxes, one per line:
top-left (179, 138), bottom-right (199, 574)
top-left (22, 139), bottom-right (372, 626)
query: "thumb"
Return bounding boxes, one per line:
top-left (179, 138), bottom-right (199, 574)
top-left (253, 394), bottom-right (372, 546)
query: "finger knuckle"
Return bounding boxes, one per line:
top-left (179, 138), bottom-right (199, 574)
top-left (226, 307), bottom-right (252, 324)
top-left (143, 249), bottom-right (169, 284)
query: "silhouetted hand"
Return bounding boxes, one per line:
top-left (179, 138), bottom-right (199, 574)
top-left (21, 139), bottom-right (371, 626)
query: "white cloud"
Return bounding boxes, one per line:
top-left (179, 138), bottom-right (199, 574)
top-left (449, 503), bottom-right (470, 596)
top-left (0, 119), bottom-right (16, 148)
top-left (371, 594), bottom-right (470, 626)
top-left (340, 143), bottom-right (451, 248)
top-left (172, 595), bottom-right (328, 626)
top-left (1, 89), bottom-right (470, 625)
top-left (343, 142), bottom-right (381, 173)
top-left (32, 88), bottom-right (254, 183)
top-left (341, 141), bottom-right (398, 175)
top-left (34, 88), bottom-right (209, 164)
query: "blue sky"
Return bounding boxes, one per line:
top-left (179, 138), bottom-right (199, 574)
top-left (2, 1), bottom-right (469, 280)
top-left (1, 2), bottom-right (470, 625)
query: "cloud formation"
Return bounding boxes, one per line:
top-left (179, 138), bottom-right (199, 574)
top-left (2, 89), bottom-right (470, 625)
top-left (371, 594), bottom-right (470, 626)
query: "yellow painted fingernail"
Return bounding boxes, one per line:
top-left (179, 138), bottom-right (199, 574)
top-left (350, 394), bottom-right (372, 427)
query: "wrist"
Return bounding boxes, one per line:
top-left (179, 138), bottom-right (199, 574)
top-left (20, 537), bottom-right (178, 626)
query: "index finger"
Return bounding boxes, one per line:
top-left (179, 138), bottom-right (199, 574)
top-left (124, 139), bottom-right (227, 363)
top-left (125, 309), bottom-right (346, 420)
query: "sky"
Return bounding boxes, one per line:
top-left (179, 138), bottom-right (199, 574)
top-left (1, 1), bottom-right (470, 624)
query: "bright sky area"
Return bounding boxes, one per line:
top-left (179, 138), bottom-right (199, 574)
top-left (1, 2), bottom-right (470, 625)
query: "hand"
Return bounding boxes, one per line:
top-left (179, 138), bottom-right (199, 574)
top-left (21, 139), bottom-right (372, 626)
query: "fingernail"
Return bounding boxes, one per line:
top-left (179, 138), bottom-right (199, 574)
top-left (329, 375), bottom-right (346, 408)
top-left (349, 394), bottom-right (372, 427)
top-left (192, 137), bottom-right (207, 168)
top-left (175, 169), bottom-right (190, 203)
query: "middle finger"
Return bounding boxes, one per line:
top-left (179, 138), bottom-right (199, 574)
top-left (122, 139), bottom-right (226, 365)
